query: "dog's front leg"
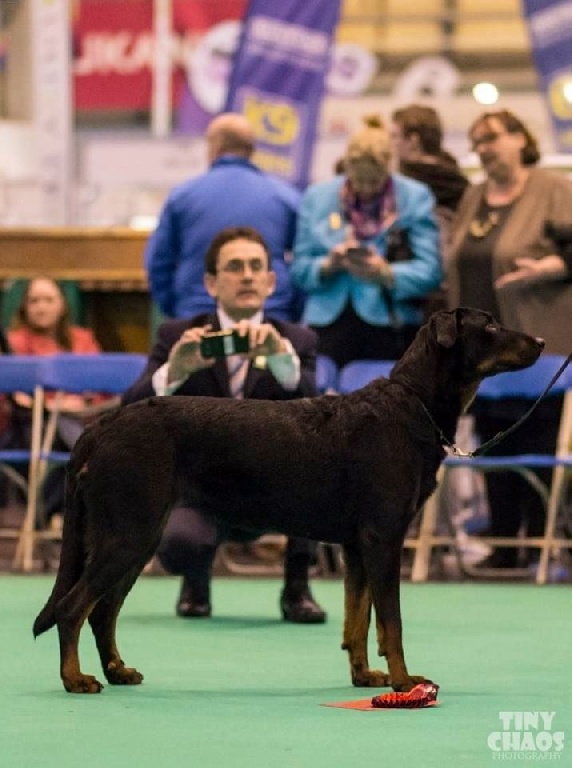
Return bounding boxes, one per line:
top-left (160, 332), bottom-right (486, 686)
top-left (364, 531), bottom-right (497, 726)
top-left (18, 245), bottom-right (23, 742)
top-left (364, 536), bottom-right (430, 693)
top-left (341, 544), bottom-right (390, 688)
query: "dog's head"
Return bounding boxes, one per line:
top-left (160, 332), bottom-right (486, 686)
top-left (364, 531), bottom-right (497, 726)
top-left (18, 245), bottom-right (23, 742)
top-left (427, 307), bottom-right (544, 410)
top-left (430, 307), bottom-right (543, 373)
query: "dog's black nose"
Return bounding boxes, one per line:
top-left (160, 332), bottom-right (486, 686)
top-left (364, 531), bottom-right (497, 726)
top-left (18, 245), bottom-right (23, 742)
top-left (536, 337), bottom-right (545, 349)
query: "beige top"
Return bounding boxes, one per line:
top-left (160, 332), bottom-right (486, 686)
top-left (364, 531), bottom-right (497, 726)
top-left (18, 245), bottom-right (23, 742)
top-left (447, 168), bottom-right (572, 354)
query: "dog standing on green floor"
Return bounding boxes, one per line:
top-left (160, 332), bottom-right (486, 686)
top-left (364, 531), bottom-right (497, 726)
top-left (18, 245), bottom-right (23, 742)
top-left (33, 307), bottom-right (543, 694)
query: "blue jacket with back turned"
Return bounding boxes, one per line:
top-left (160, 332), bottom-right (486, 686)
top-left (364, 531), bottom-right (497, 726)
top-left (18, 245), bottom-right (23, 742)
top-left (145, 156), bottom-right (301, 320)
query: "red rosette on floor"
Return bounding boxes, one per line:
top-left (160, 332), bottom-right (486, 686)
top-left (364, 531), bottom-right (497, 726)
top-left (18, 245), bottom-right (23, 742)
top-left (371, 682), bottom-right (440, 709)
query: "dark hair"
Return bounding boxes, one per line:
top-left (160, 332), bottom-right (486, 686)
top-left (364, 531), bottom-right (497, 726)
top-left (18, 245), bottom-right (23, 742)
top-left (391, 104), bottom-right (443, 156)
top-left (469, 109), bottom-right (540, 166)
top-left (12, 276), bottom-right (73, 350)
top-left (204, 226), bottom-right (271, 275)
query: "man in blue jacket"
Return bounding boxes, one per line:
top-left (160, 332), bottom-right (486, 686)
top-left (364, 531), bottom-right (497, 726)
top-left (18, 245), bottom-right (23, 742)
top-left (146, 113), bottom-right (302, 322)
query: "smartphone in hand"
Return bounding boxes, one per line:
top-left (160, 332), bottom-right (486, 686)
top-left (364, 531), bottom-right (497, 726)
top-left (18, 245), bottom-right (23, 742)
top-left (346, 246), bottom-right (369, 261)
top-left (200, 329), bottom-right (250, 358)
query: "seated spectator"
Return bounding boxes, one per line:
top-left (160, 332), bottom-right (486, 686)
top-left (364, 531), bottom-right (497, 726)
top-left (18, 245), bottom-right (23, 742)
top-left (291, 113), bottom-right (441, 368)
top-left (7, 276), bottom-right (104, 523)
top-left (122, 226), bottom-right (327, 624)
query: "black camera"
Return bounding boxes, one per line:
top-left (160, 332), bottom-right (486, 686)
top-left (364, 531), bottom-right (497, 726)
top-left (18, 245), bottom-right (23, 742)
top-left (199, 329), bottom-right (250, 358)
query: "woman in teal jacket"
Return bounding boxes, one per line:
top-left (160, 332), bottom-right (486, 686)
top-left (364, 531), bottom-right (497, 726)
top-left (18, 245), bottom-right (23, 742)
top-left (292, 114), bottom-right (441, 367)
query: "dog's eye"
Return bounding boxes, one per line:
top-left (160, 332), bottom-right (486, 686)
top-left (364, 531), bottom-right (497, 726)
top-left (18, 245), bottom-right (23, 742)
top-left (485, 324), bottom-right (498, 333)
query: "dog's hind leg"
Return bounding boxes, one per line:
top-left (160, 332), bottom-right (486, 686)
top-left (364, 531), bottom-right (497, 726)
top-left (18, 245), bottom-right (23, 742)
top-left (55, 547), bottom-right (149, 693)
top-left (341, 543), bottom-right (390, 688)
top-left (55, 583), bottom-right (103, 693)
top-left (88, 563), bottom-right (148, 686)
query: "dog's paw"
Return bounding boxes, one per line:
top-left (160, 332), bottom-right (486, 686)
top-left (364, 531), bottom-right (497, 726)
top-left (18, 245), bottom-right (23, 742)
top-left (105, 661), bottom-right (144, 686)
top-left (63, 674), bottom-right (104, 694)
top-left (351, 669), bottom-right (390, 688)
top-left (390, 675), bottom-right (432, 693)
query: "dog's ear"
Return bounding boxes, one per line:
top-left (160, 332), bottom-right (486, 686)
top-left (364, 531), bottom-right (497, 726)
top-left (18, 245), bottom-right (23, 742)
top-left (430, 310), bottom-right (458, 348)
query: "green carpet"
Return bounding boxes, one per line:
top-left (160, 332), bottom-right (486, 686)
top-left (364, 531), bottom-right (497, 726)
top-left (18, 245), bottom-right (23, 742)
top-left (0, 576), bottom-right (570, 768)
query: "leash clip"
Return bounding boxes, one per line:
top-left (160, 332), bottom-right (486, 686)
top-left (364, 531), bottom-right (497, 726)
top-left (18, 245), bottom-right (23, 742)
top-left (448, 445), bottom-right (473, 458)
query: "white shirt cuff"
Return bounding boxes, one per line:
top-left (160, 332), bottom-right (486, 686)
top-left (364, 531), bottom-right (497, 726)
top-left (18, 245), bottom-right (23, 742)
top-left (266, 339), bottom-right (300, 391)
top-left (152, 363), bottom-right (184, 396)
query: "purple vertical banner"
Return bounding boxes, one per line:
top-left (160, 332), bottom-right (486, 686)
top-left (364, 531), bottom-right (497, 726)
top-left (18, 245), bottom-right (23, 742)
top-left (224, 0), bottom-right (342, 188)
top-left (522, 0), bottom-right (572, 151)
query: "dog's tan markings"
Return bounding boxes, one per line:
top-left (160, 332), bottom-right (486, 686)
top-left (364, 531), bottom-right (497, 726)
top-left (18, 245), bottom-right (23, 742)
top-left (105, 660), bottom-right (144, 686)
top-left (459, 381), bottom-right (480, 413)
top-left (375, 615), bottom-right (386, 658)
top-left (59, 601), bottom-right (104, 694)
top-left (476, 357), bottom-right (500, 376)
top-left (99, 623), bottom-right (143, 686)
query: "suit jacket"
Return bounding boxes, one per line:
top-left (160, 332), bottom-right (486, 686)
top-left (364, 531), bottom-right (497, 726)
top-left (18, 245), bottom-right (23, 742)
top-left (121, 313), bottom-right (318, 404)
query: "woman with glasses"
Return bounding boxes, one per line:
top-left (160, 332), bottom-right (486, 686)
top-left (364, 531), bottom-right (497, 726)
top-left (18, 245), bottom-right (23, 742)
top-left (448, 108), bottom-right (572, 571)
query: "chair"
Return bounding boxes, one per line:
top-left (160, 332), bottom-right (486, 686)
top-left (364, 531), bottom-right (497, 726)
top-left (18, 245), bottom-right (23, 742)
top-left (412, 355), bottom-right (572, 584)
top-left (0, 357), bottom-right (43, 567)
top-left (17, 353), bottom-right (147, 571)
top-left (338, 360), bottom-right (395, 394)
top-left (315, 354), bottom-right (339, 393)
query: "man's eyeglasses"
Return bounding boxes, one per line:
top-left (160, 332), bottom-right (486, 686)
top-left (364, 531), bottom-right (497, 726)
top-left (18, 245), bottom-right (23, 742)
top-left (470, 131), bottom-right (506, 151)
top-left (218, 258), bottom-right (267, 275)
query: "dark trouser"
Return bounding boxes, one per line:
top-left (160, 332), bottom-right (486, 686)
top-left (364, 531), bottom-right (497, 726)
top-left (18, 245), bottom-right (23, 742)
top-left (473, 397), bottom-right (562, 566)
top-left (156, 505), bottom-right (318, 603)
top-left (311, 303), bottom-right (419, 369)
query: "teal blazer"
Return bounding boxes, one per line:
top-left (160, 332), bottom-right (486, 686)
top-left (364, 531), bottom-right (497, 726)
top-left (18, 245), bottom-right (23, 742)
top-left (291, 174), bottom-right (441, 327)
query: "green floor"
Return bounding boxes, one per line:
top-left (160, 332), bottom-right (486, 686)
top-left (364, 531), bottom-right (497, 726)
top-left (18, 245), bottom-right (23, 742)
top-left (1, 576), bottom-right (570, 768)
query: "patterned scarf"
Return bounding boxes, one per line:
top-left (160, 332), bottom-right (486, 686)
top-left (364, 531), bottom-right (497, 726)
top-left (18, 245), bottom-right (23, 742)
top-left (339, 176), bottom-right (397, 239)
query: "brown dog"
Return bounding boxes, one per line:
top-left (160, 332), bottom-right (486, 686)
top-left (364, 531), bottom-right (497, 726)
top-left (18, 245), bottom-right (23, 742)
top-left (34, 308), bottom-right (543, 693)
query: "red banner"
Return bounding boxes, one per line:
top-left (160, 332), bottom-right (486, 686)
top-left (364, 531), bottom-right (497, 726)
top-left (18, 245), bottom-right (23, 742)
top-left (72, 0), bottom-right (246, 110)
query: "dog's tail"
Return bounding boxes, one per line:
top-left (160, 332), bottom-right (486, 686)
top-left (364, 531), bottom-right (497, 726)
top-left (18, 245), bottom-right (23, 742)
top-left (33, 428), bottom-right (94, 638)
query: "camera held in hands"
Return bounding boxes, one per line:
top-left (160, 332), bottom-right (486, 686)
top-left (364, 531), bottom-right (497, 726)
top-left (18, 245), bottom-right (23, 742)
top-left (200, 329), bottom-right (250, 358)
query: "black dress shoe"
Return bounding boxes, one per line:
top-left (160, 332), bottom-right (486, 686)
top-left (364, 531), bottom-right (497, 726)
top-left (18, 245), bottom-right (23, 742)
top-left (280, 589), bottom-right (327, 624)
top-left (176, 600), bottom-right (212, 618)
top-left (176, 579), bottom-right (211, 619)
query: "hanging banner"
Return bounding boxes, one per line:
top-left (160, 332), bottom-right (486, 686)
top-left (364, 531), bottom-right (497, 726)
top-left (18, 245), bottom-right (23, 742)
top-left (223, 0), bottom-right (342, 188)
top-left (72, 0), bottom-right (246, 111)
top-left (522, 0), bottom-right (572, 151)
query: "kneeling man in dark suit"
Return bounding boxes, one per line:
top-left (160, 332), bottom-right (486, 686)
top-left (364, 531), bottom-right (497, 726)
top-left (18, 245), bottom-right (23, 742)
top-left (122, 226), bottom-right (326, 623)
